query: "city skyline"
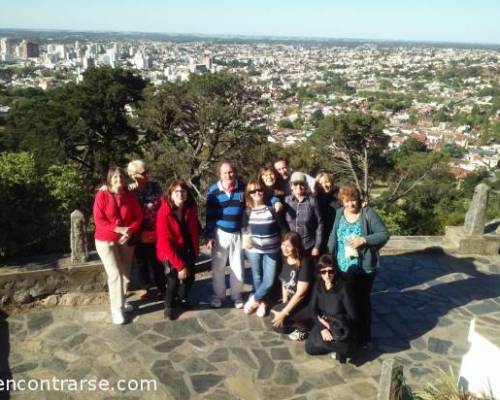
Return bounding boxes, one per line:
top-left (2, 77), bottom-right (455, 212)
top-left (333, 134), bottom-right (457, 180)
top-left (0, 0), bottom-right (499, 45)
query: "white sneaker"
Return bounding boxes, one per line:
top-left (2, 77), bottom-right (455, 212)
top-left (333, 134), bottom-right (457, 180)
top-left (256, 301), bottom-right (267, 318)
top-left (123, 302), bottom-right (135, 313)
top-left (330, 352), bottom-right (337, 360)
top-left (111, 311), bottom-right (125, 325)
top-left (243, 295), bottom-right (258, 314)
top-left (234, 299), bottom-right (245, 309)
top-left (210, 297), bottom-right (222, 308)
top-left (288, 329), bottom-right (308, 341)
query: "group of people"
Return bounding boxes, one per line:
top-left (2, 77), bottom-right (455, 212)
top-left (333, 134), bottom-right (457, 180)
top-left (93, 156), bottom-right (390, 362)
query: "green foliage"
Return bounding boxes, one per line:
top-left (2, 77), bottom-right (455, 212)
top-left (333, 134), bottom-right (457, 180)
top-left (2, 66), bottom-right (147, 184)
top-left (311, 111), bottom-right (389, 198)
top-left (139, 72), bottom-right (268, 198)
top-left (0, 153), bottom-right (90, 260)
top-left (442, 143), bottom-right (466, 159)
top-left (278, 118), bottom-right (294, 129)
top-left (413, 367), bottom-right (492, 400)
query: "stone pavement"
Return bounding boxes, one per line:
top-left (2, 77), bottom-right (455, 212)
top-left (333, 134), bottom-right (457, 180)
top-left (2, 250), bottom-right (500, 400)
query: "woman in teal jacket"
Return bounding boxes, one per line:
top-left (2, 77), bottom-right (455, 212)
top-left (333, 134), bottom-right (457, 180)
top-left (326, 185), bottom-right (390, 348)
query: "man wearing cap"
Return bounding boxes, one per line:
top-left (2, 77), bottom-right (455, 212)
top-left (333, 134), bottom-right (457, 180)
top-left (283, 172), bottom-right (324, 257)
top-left (274, 157), bottom-right (316, 196)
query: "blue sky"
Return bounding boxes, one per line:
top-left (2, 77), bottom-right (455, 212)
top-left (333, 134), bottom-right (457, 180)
top-left (0, 0), bottom-right (499, 44)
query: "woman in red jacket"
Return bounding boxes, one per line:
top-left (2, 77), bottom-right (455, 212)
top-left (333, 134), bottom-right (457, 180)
top-left (93, 167), bottom-right (143, 325)
top-left (156, 179), bottom-right (200, 320)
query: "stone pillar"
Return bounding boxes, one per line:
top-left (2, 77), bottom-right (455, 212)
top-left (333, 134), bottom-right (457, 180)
top-left (377, 357), bottom-right (406, 400)
top-left (464, 183), bottom-right (490, 235)
top-left (71, 209), bottom-right (88, 264)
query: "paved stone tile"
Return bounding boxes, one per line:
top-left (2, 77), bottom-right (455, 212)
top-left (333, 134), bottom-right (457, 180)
top-left (6, 252), bottom-right (500, 399)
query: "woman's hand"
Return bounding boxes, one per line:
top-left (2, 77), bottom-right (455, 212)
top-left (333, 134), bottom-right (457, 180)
top-left (318, 316), bottom-right (330, 330)
top-left (115, 226), bottom-right (130, 235)
top-left (311, 248), bottom-right (320, 257)
top-left (271, 310), bottom-right (287, 327)
top-left (178, 268), bottom-right (188, 280)
top-left (348, 236), bottom-right (366, 249)
top-left (242, 235), bottom-right (252, 250)
top-left (321, 328), bottom-right (334, 342)
top-left (274, 202), bottom-right (283, 213)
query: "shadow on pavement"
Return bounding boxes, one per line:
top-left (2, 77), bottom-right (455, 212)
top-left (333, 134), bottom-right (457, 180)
top-left (351, 250), bottom-right (500, 366)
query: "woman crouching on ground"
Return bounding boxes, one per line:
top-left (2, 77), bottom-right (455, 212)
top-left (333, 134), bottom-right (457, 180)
top-left (93, 167), bottom-right (143, 325)
top-left (271, 231), bottom-right (314, 341)
top-left (156, 179), bottom-right (200, 320)
top-left (305, 255), bottom-right (358, 363)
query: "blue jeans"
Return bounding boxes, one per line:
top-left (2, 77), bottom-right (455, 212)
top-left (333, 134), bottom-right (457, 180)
top-left (245, 251), bottom-right (279, 301)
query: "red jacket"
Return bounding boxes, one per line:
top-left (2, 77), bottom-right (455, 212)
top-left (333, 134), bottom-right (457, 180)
top-left (156, 199), bottom-right (200, 271)
top-left (93, 190), bottom-right (143, 242)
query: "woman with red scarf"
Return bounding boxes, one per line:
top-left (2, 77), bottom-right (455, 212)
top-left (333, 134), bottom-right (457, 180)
top-left (156, 179), bottom-right (200, 320)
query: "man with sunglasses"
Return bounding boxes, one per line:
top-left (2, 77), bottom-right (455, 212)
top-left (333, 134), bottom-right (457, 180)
top-left (283, 172), bottom-right (324, 257)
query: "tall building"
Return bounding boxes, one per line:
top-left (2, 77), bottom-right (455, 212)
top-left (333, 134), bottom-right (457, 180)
top-left (0, 37), bottom-right (15, 61)
top-left (20, 40), bottom-right (39, 58)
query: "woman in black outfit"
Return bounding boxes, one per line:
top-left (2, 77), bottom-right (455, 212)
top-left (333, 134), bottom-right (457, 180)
top-left (305, 255), bottom-right (358, 362)
top-left (271, 231), bottom-right (314, 341)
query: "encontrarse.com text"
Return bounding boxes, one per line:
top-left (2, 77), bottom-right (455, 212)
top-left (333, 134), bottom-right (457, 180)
top-left (0, 378), bottom-right (158, 392)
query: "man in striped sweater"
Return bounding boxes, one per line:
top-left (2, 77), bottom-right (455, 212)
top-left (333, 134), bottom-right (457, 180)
top-left (206, 161), bottom-right (246, 308)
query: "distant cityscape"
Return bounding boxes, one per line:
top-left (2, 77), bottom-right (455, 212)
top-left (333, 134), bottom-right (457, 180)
top-left (0, 30), bottom-right (499, 179)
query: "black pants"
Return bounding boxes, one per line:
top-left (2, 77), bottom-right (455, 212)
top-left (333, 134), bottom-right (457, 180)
top-left (269, 258), bottom-right (283, 305)
top-left (305, 324), bottom-right (350, 359)
top-left (135, 243), bottom-right (166, 294)
top-left (271, 302), bottom-right (312, 334)
top-left (342, 271), bottom-right (376, 344)
top-left (164, 268), bottom-right (195, 308)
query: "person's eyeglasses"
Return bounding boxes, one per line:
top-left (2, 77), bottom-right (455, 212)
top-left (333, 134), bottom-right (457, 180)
top-left (320, 269), bottom-right (334, 276)
top-left (249, 189), bottom-right (263, 194)
top-left (136, 170), bottom-right (148, 176)
top-left (292, 182), bottom-right (306, 187)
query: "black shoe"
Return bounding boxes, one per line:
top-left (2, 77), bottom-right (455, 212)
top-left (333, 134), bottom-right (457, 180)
top-left (179, 299), bottom-right (192, 310)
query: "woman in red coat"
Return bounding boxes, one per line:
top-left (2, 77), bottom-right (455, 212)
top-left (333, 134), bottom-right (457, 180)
top-left (93, 167), bottom-right (143, 325)
top-left (156, 179), bottom-right (200, 320)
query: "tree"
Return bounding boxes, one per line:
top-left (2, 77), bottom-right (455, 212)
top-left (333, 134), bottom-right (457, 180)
top-left (278, 118), bottom-right (294, 129)
top-left (2, 66), bottom-right (147, 184)
top-left (139, 72), bottom-right (268, 198)
top-left (311, 112), bottom-right (389, 200)
top-left (384, 151), bottom-right (448, 205)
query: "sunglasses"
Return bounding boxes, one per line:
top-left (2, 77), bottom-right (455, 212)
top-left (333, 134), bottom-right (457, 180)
top-left (320, 269), bottom-right (334, 276)
top-left (292, 182), bottom-right (306, 187)
top-left (249, 189), bottom-right (263, 194)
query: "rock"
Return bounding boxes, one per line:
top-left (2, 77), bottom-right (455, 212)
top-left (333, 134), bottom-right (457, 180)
top-left (71, 209), bottom-right (89, 264)
top-left (464, 184), bottom-right (490, 235)
top-left (27, 311), bottom-right (53, 332)
top-left (274, 362), bottom-right (299, 385)
top-left (190, 374), bottom-right (224, 394)
top-left (428, 337), bottom-right (452, 354)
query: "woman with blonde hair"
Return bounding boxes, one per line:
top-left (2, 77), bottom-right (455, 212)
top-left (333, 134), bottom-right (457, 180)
top-left (314, 171), bottom-right (339, 252)
top-left (127, 159), bottom-right (165, 300)
top-left (242, 179), bottom-right (285, 317)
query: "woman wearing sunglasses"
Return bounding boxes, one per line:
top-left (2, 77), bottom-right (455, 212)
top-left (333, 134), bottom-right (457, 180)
top-left (305, 255), bottom-right (357, 362)
top-left (242, 179), bottom-right (285, 317)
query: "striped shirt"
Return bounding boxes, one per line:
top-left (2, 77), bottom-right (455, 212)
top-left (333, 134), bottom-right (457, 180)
top-left (243, 206), bottom-right (281, 254)
top-left (205, 180), bottom-right (245, 238)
